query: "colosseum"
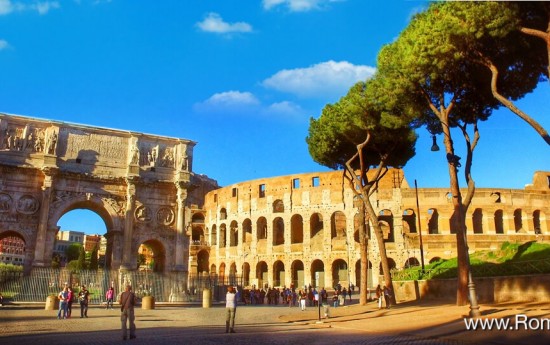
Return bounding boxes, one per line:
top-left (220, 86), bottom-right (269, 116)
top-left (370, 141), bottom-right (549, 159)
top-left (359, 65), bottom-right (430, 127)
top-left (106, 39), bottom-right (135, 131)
top-left (191, 169), bottom-right (550, 291)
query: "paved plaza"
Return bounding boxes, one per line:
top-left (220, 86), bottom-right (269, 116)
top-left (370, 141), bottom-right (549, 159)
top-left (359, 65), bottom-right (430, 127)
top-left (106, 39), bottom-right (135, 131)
top-left (1, 299), bottom-right (549, 345)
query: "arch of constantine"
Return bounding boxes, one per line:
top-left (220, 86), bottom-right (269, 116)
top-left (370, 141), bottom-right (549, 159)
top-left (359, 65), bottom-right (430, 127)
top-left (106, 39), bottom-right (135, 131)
top-left (0, 113), bottom-right (217, 278)
top-left (1, 113), bottom-right (549, 298)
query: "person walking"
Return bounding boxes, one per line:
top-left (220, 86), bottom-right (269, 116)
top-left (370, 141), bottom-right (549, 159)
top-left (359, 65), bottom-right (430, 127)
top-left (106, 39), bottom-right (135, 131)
top-left (105, 286), bottom-right (115, 310)
top-left (57, 286), bottom-right (69, 319)
top-left (383, 285), bottom-right (392, 309)
top-left (78, 285), bottom-right (90, 318)
top-left (225, 286), bottom-right (238, 334)
top-left (118, 284), bottom-right (137, 340)
top-left (376, 284), bottom-right (383, 310)
top-left (66, 287), bottom-right (74, 318)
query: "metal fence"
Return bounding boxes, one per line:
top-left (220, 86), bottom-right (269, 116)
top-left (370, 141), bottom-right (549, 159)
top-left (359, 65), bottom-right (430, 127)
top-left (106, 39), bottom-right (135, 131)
top-left (0, 268), bottom-right (244, 303)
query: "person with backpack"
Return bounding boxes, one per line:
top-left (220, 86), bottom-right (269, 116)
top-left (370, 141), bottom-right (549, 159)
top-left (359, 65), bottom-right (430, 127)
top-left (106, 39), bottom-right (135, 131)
top-left (78, 285), bottom-right (90, 318)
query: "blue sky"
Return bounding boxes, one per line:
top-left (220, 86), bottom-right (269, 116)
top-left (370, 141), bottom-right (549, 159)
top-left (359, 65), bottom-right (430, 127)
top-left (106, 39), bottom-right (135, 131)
top-left (0, 0), bottom-right (548, 234)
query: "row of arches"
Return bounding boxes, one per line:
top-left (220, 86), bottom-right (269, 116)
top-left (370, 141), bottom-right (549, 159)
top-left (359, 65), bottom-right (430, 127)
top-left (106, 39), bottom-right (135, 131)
top-left (208, 212), bottom-right (352, 248)
top-left (195, 248), bottom-right (438, 288)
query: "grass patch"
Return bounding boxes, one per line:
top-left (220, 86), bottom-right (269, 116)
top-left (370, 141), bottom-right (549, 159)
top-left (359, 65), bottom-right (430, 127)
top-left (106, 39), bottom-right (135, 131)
top-left (393, 241), bottom-right (550, 280)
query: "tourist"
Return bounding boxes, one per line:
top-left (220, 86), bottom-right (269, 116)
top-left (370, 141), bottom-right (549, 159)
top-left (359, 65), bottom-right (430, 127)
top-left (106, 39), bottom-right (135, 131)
top-left (348, 285), bottom-right (352, 302)
top-left (118, 285), bottom-right (137, 340)
top-left (376, 284), bottom-right (383, 309)
top-left (0, 292), bottom-right (4, 306)
top-left (66, 287), bottom-right (74, 318)
top-left (78, 285), bottom-right (90, 318)
top-left (105, 286), bottom-right (115, 310)
top-left (383, 285), bottom-right (392, 309)
top-left (299, 290), bottom-right (307, 311)
top-left (57, 286), bottom-right (69, 319)
top-left (225, 286), bottom-right (238, 333)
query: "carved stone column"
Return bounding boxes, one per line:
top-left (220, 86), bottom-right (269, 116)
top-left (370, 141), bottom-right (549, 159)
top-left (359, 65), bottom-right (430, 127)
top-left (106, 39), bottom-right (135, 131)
top-left (120, 178), bottom-right (136, 270)
top-left (33, 167), bottom-right (57, 267)
top-left (174, 181), bottom-right (189, 272)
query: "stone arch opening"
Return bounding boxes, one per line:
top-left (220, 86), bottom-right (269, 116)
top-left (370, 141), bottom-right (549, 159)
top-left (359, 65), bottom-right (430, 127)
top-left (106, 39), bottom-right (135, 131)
top-left (242, 262), bottom-right (250, 287)
top-left (242, 218), bottom-right (252, 245)
top-left (404, 257), bottom-right (420, 268)
top-left (219, 208), bottom-right (227, 220)
top-left (229, 262), bottom-right (237, 285)
top-left (533, 210), bottom-right (543, 234)
top-left (428, 208), bottom-right (439, 234)
top-left (191, 225), bottom-right (204, 242)
top-left (273, 260), bottom-right (285, 287)
top-left (256, 217), bottom-right (267, 240)
top-left (331, 211), bottom-right (346, 239)
top-left (378, 209), bottom-right (394, 242)
top-left (55, 205), bottom-right (111, 268)
top-left (379, 257), bottom-right (396, 275)
top-left (402, 209), bottom-right (416, 233)
top-left (355, 259), bottom-right (372, 289)
top-left (210, 224), bottom-right (217, 246)
top-left (311, 259), bottom-right (324, 289)
top-left (514, 209), bottom-right (523, 232)
top-left (256, 261), bottom-right (268, 289)
top-left (219, 262), bottom-right (226, 283)
top-left (331, 258), bottom-right (348, 288)
top-left (196, 249), bottom-right (209, 274)
top-left (219, 223), bottom-right (227, 247)
top-left (291, 214), bottom-right (303, 244)
top-left (429, 257), bottom-right (442, 264)
top-left (310, 213), bottom-right (323, 238)
top-left (272, 217), bottom-right (284, 246)
top-left (229, 220), bottom-right (238, 247)
top-left (473, 208), bottom-right (483, 234)
top-left (291, 260), bottom-right (304, 289)
top-left (494, 210), bottom-right (504, 234)
top-left (138, 239), bottom-right (165, 272)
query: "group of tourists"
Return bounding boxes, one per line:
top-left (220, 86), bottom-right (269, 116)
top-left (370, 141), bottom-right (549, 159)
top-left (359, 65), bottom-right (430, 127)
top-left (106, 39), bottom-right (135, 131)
top-left (56, 285), bottom-right (89, 319)
top-left (55, 283), bottom-right (136, 340)
top-left (237, 283), bottom-right (353, 309)
top-left (56, 284), bottom-right (117, 319)
top-left (375, 284), bottom-right (393, 309)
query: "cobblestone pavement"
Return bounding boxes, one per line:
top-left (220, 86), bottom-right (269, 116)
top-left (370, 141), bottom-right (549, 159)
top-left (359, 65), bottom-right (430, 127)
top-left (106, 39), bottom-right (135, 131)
top-left (1, 300), bottom-right (549, 345)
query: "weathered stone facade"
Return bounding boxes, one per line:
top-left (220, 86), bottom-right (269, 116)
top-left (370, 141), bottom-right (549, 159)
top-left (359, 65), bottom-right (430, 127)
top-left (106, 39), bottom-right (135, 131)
top-left (200, 169), bottom-right (550, 290)
top-left (0, 113), bottom-right (218, 275)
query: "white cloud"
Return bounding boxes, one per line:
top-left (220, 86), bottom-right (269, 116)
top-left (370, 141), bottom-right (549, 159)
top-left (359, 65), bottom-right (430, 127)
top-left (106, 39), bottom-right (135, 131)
top-left (262, 101), bottom-right (304, 117)
top-left (263, 0), bottom-right (343, 12)
top-left (0, 0), bottom-right (59, 15)
top-left (0, 39), bottom-right (8, 50)
top-left (194, 91), bottom-right (305, 118)
top-left (262, 60), bottom-right (376, 98)
top-left (196, 13), bottom-right (252, 34)
top-left (33, 1), bottom-right (59, 15)
top-left (0, 0), bottom-right (14, 15)
top-left (194, 91), bottom-right (260, 113)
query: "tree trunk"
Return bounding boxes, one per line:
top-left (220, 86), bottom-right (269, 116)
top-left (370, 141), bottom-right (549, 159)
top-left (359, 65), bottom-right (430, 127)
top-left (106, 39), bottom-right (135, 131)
top-left (359, 203), bottom-right (368, 305)
top-left (441, 122), bottom-right (469, 306)
top-left (363, 197), bottom-right (393, 296)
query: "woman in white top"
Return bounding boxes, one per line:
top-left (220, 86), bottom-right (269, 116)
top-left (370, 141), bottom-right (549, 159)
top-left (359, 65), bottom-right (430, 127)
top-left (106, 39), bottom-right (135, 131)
top-left (225, 286), bottom-right (238, 333)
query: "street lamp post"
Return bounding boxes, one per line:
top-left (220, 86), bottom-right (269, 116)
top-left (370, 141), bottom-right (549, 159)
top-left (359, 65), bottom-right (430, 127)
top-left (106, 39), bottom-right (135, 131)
top-left (414, 180), bottom-right (425, 271)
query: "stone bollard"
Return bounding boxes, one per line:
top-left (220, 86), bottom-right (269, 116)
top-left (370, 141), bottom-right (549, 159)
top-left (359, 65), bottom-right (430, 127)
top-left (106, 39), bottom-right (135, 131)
top-left (202, 289), bottom-right (212, 308)
top-left (45, 295), bottom-right (59, 310)
top-left (141, 295), bottom-right (155, 309)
